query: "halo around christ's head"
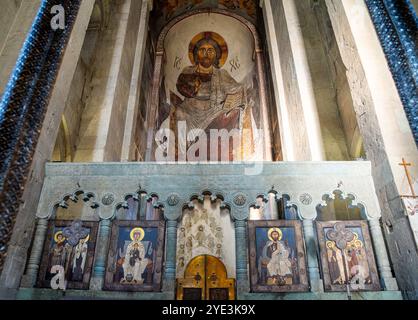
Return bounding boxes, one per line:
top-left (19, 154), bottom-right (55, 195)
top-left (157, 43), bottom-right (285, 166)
top-left (188, 31), bottom-right (228, 68)
top-left (268, 227), bottom-right (283, 241)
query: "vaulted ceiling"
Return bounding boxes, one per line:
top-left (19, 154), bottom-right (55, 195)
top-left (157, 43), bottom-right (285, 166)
top-left (151, 0), bottom-right (260, 35)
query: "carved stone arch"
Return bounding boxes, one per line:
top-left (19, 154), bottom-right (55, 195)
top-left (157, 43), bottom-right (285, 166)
top-left (47, 189), bottom-right (100, 220)
top-left (248, 201), bottom-right (258, 209)
top-left (200, 189), bottom-right (226, 202)
top-left (114, 192), bottom-right (142, 220)
top-left (255, 193), bottom-right (269, 203)
top-left (179, 191), bottom-right (234, 221)
top-left (138, 191), bottom-right (164, 221)
top-left (156, 8), bottom-right (262, 53)
top-left (145, 7), bottom-right (273, 161)
top-left (89, 0), bottom-right (111, 31)
top-left (175, 191), bottom-right (237, 279)
top-left (316, 189), bottom-right (368, 221)
top-left (283, 200), bottom-right (301, 220)
top-left (52, 115), bottom-right (72, 162)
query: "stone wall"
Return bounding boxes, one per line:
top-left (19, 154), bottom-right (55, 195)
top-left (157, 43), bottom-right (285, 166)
top-left (0, 0), bottom-right (22, 55)
top-left (323, 0), bottom-right (418, 299)
top-left (18, 161), bottom-right (399, 300)
top-left (270, 2), bottom-right (311, 160)
top-left (312, 2), bottom-right (364, 159)
top-left (74, 0), bottom-right (141, 162)
top-left (0, 1), bottom-right (41, 97)
top-left (133, 32), bottom-right (154, 161)
top-left (296, 0), bottom-right (351, 161)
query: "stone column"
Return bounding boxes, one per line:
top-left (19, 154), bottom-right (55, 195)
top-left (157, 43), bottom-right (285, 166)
top-left (325, 0), bottom-right (418, 297)
top-left (163, 219), bottom-right (178, 291)
top-left (260, 0), bottom-right (325, 161)
top-left (73, 0), bottom-right (142, 162)
top-left (267, 192), bottom-right (279, 220)
top-left (145, 52), bottom-right (164, 162)
top-left (121, 0), bottom-right (153, 161)
top-left (255, 51), bottom-right (273, 161)
top-left (235, 219), bottom-right (249, 292)
top-left (20, 218), bottom-right (49, 288)
top-left (368, 218), bottom-right (399, 291)
top-left (260, 0), bottom-right (294, 161)
top-left (139, 194), bottom-right (147, 220)
top-left (302, 219), bottom-right (323, 292)
top-left (281, 0), bottom-right (325, 161)
top-left (89, 218), bottom-right (112, 290)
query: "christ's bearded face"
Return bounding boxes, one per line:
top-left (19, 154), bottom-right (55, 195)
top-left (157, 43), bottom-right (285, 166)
top-left (197, 42), bottom-right (217, 68)
top-left (271, 231), bottom-right (280, 242)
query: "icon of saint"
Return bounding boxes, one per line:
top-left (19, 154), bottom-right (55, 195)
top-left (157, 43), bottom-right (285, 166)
top-left (121, 228), bottom-right (149, 284)
top-left (259, 228), bottom-right (293, 285)
top-left (71, 235), bottom-right (89, 281)
top-left (326, 240), bottom-right (346, 285)
top-left (49, 231), bottom-right (71, 278)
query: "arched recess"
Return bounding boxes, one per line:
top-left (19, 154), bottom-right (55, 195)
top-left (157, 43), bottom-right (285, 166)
top-left (52, 116), bottom-right (73, 162)
top-left (145, 8), bottom-right (276, 162)
top-left (176, 192), bottom-right (235, 280)
top-left (316, 190), bottom-right (367, 221)
top-left (248, 191), bottom-right (299, 221)
top-left (51, 190), bottom-right (100, 221)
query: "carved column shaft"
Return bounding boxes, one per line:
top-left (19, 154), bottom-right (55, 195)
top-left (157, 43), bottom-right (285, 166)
top-left (255, 51), bottom-right (273, 161)
top-left (260, 0), bottom-right (294, 161)
top-left (89, 219), bottom-right (112, 290)
top-left (20, 218), bottom-right (49, 287)
top-left (368, 218), bottom-right (399, 290)
top-left (164, 219), bottom-right (178, 291)
top-left (121, 0), bottom-right (152, 161)
top-left (235, 219), bottom-right (249, 292)
top-left (145, 52), bottom-right (164, 161)
top-left (302, 219), bottom-right (323, 292)
top-left (139, 195), bottom-right (147, 220)
top-left (282, 0), bottom-right (325, 160)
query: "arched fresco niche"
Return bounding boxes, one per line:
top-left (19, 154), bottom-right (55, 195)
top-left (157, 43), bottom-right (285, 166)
top-left (158, 12), bottom-right (266, 161)
top-left (176, 194), bottom-right (235, 278)
top-left (54, 190), bottom-right (99, 221)
top-left (249, 192), bottom-right (299, 221)
top-left (116, 194), bottom-right (141, 221)
top-left (115, 191), bottom-right (164, 221)
top-left (316, 190), bottom-right (366, 221)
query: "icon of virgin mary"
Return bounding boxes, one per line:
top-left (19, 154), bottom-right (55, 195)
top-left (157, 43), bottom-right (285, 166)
top-left (121, 228), bottom-right (149, 284)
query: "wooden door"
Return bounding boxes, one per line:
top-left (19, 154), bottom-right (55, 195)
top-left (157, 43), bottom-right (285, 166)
top-left (176, 255), bottom-right (235, 300)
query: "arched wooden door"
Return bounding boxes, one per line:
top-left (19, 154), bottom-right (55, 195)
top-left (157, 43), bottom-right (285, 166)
top-left (176, 255), bottom-right (235, 300)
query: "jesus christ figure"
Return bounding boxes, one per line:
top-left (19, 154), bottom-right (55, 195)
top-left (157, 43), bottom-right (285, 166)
top-left (175, 33), bottom-right (245, 133)
top-left (163, 31), bottom-right (258, 161)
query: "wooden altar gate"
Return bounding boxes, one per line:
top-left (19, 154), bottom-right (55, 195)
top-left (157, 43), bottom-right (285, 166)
top-left (176, 255), bottom-right (235, 300)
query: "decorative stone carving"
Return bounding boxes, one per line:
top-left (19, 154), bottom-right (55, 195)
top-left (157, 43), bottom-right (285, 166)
top-left (176, 196), bottom-right (235, 278)
top-left (233, 194), bottom-right (247, 207)
top-left (299, 193), bottom-right (312, 205)
top-left (101, 193), bottom-right (115, 206)
top-left (167, 193), bottom-right (180, 206)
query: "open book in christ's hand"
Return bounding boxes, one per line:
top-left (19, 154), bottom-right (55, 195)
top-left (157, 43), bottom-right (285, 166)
top-left (223, 89), bottom-right (245, 112)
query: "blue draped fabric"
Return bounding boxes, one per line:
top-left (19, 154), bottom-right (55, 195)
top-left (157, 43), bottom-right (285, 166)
top-left (365, 0), bottom-right (418, 145)
top-left (0, 0), bottom-right (81, 270)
